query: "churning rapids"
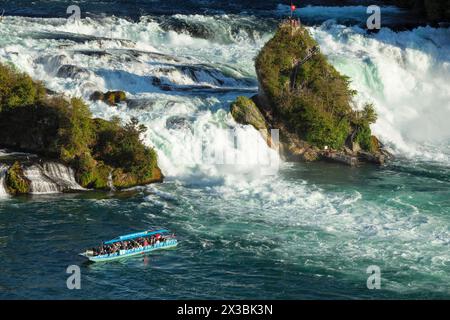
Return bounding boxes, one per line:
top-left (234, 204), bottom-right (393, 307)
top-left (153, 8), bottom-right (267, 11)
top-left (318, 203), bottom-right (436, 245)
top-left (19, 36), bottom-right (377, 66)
top-left (0, 4), bottom-right (449, 299)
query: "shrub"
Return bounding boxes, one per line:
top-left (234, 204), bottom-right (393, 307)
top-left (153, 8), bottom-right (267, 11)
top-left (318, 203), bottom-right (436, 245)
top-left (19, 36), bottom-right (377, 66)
top-left (90, 90), bottom-right (127, 106)
top-left (355, 125), bottom-right (373, 152)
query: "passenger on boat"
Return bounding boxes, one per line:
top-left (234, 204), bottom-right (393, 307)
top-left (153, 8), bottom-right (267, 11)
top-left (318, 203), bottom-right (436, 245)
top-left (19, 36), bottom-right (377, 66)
top-left (92, 234), bottom-right (172, 256)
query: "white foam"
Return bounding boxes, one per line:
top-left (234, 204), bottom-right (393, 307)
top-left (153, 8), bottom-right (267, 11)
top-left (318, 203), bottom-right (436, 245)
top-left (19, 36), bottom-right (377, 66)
top-left (22, 162), bottom-right (84, 194)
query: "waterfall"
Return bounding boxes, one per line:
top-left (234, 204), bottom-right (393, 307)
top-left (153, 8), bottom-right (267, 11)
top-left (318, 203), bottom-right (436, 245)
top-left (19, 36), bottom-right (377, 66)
top-left (309, 24), bottom-right (450, 161)
top-left (0, 165), bottom-right (9, 197)
top-left (23, 162), bottom-right (85, 194)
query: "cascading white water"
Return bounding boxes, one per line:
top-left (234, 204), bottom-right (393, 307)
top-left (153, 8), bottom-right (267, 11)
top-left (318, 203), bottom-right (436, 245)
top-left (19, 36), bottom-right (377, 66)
top-left (23, 162), bottom-right (84, 194)
top-left (42, 162), bottom-right (85, 191)
top-left (0, 165), bottom-right (9, 197)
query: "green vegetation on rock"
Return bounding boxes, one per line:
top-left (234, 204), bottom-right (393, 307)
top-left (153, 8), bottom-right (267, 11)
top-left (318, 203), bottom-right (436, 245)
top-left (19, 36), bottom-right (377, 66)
top-left (0, 63), bottom-right (161, 190)
top-left (91, 117), bottom-right (160, 188)
top-left (5, 161), bottom-right (30, 194)
top-left (391, 0), bottom-right (450, 22)
top-left (230, 96), bottom-right (267, 130)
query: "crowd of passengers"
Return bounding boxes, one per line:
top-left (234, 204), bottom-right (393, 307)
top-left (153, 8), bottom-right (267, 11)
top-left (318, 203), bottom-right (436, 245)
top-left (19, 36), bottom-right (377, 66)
top-left (91, 234), bottom-right (173, 256)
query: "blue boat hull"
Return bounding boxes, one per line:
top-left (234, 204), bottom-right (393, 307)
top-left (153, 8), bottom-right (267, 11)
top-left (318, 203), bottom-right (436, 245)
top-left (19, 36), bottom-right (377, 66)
top-left (80, 239), bottom-right (178, 262)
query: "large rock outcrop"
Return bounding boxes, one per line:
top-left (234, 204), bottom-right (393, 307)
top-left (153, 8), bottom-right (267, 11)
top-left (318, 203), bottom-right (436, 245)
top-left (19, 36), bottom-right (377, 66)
top-left (231, 21), bottom-right (392, 166)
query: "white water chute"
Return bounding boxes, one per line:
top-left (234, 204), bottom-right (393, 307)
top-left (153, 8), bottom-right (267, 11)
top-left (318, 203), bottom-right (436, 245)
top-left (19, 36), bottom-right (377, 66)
top-left (0, 165), bottom-right (9, 197)
top-left (1, 14), bottom-right (449, 174)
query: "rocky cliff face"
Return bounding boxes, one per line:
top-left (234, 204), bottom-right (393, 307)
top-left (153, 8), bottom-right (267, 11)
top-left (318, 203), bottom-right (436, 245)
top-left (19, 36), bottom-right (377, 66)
top-left (231, 22), bottom-right (393, 166)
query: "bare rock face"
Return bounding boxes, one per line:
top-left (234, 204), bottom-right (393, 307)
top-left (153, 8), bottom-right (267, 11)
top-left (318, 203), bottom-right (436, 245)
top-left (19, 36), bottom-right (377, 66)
top-left (230, 22), bottom-right (393, 166)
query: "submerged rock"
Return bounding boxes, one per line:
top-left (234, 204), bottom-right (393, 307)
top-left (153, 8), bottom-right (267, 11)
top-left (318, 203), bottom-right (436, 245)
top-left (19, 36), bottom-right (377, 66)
top-left (230, 96), bottom-right (267, 130)
top-left (159, 17), bottom-right (215, 41)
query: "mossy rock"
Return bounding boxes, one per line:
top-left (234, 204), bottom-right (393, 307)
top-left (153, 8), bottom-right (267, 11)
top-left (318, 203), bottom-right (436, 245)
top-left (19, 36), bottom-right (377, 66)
top-left (104, 91), bottom-right (127, 106)
top-left (255, 23), bottom-right (356, 150)
top-left (89, 90), bottom-right (127, 106)
top-left (78, 163), bottom-right (111, 190)
top-left (5, 162), bottom-right (30, 194)
top-left (303, 148), bottom-right (320, 162)
top-left (230, 96), bottom-right (268, 130)
top-left (370, 135), bottom-right (382, 153)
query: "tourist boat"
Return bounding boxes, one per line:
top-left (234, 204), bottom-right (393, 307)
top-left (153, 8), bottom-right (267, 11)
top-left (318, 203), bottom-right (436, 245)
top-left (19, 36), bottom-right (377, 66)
top-left (79, 229), bottom-right (178, 262)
